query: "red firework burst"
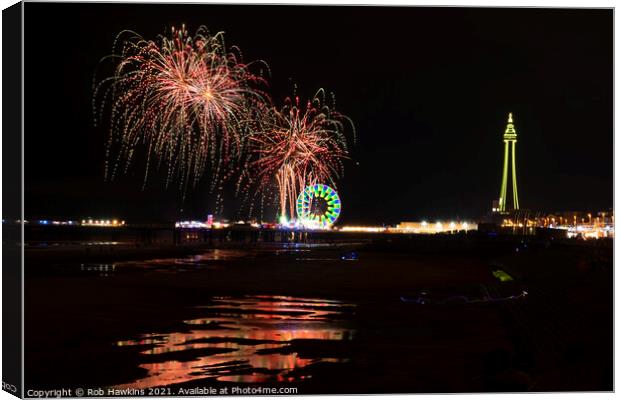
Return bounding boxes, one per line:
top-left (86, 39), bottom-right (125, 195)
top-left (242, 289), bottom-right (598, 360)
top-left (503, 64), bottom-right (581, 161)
top-left (245, 89), bottom-right (354, 220)
top-left (94, 25), bottom-right (269, 192)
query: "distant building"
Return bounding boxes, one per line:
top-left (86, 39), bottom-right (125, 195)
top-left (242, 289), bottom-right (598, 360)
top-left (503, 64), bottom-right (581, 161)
top-left (491, 199), bottom-right (500, 213)
top-left (394, 221), bottom-right (476, 234)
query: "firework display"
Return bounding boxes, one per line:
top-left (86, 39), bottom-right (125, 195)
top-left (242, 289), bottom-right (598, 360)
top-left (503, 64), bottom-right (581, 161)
top-left (94, 25), bottom-right (269, 191)
top-left (246, 89), bottom-right (354, 222)
top-left (296, 184), bottom-right (342, 228)
top-left (95, 25), bottom-right (354, 224)
top-left (12, 6), bottom-right (613, 397)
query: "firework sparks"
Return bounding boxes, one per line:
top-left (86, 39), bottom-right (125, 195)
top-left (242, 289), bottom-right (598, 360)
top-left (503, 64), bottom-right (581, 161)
top-left (94, 25), bottom-right (269, 192)
top-left (245, 89), bottom-right (355, 221)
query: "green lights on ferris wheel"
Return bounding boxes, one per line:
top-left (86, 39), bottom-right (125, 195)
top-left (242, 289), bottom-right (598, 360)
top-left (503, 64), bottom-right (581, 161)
top-left (296, 184), bottom-right (341, 228)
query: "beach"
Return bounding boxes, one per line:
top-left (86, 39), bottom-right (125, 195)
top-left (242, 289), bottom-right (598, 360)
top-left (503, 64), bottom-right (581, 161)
top-left (23, 236), bottom-right (612, 393)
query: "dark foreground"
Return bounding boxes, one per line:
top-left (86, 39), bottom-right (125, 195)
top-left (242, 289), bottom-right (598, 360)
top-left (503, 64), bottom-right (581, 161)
top-left (24, 235), bottom-right (612, 394)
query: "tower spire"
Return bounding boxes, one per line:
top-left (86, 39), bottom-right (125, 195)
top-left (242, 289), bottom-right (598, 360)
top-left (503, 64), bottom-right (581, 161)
top-left (504, 112), bottom-right (517, 136)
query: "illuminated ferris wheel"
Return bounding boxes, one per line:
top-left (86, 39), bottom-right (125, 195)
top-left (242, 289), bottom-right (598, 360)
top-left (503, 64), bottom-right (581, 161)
top-left (296, 184), bottom-right (342, 228)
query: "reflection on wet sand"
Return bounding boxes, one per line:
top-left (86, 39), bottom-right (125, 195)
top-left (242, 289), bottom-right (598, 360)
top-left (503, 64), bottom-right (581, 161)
top-left (114, 295), bottom-right (355, 388)
top-left (48, 250), bottom-right (257, 277)
top-left (115, 249), bottom-right (255, 270)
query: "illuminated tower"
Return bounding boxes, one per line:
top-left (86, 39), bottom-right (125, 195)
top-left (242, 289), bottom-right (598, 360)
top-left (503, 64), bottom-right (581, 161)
top-left (497, 113), bottom-right (519, 212)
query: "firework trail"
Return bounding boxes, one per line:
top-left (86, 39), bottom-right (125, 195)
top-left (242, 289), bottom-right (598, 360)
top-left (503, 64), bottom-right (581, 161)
top-left (93, 25), bottom-right (269, 193)
top-left (244, 89), bottom-right (355, 222)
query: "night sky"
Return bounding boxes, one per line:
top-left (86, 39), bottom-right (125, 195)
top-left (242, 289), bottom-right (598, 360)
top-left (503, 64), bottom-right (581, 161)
top-left (24, 4), bottom-right (613, 224)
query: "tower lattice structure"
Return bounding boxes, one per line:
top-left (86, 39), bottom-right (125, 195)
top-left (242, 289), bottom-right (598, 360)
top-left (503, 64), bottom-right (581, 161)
top-left (498, 113), bottom-right (520, 212)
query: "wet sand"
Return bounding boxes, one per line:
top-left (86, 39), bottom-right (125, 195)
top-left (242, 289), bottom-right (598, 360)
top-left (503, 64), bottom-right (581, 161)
top-left (24, 238), bottom-right (612, 393)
